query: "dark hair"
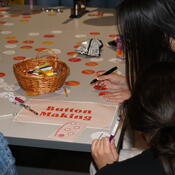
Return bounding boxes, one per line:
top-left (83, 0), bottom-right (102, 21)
top-left (116, 0), bottom-right (175, 92)
top-left (121, 62), bottom-right (175, 175)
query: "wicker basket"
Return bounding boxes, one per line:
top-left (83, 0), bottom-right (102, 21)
top-left (13, 49), bottom-right (70, 96)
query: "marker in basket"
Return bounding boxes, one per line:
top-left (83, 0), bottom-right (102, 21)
top-left (20, 103), bottom-right (39, 115)
top-left (90, 66), bottom-right (118, 84)
top-left (109, 119), bottom-right (119, 142)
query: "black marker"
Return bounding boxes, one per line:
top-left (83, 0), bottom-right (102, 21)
top-left (90, 66), bottom-right (118, 84)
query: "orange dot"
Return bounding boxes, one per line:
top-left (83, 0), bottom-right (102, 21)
top-left (20, 45), bottom-right (33, 49)
top-left (98, 91), bottom-right (112, 96)
top-left (19, 19), bottom-right (29, 22)
top-left (13, 56), bottom-right (26, 60)
top-left (0, 21), bottom-right (6, 24)
top-left (89, 32), bottom-right (100, 35)
top-left (64, 81), bottom-right (80, 86)
top-left (81, 69), bottom-right (95, 75)
top-left (67, 51), bottom-right (78, 56)
top-left (43, 34), bottom-right (55, 38)
top-left (42, 41), bottom-right (54, 45)
top-left (68, 58), bottom-right (81, 62)
top-left (10, 14), bottom-right (20, 17)
top-left (0, 72), bottom-right (5, 77)
top-left (7, 40), bottom-right (19, 44)
top-left (23, 15), bottom-right (31, 18)
top-left (48, 13), bottom-right (57, 16)
top-left (23, 40), bottom-right (34, 44)
top-left (35, 48), bottom-right (47, 52)
top-left (5, 36), bottom-right (16, 40)
top-left (108, 34), bottom-right (118, 38)
top-left (85, 62), bottom-right (98, 66)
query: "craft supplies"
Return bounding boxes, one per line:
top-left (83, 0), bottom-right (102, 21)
top-left (19, 103), bottom-right (38, 115)
top-left (13, 49), bottom-right (70, 96)
top-left (75, 38), bottom-right (103, 57)
top-left (90, 66), bottom-right (118, 84)
top-left (27, 62), bottom-right (56, 76)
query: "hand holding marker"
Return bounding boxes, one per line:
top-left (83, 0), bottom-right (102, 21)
top-left (90, 66), bottom-right (118, 84)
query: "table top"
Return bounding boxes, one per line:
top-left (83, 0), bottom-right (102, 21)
top-left (0, 5), bottom-right (125, 152)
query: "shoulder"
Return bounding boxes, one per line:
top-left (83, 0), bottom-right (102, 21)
top-left (95, 149), bottom-right (165, 175)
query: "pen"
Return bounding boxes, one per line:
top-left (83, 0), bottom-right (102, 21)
top-left (109, 119), bottom-right (119, 142)
top-left (20, 103), bottom-right (39, 115)
top-left (90, 66), bottom-right (118, 84)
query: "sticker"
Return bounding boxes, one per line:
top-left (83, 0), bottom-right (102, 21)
top-left (2, 50), bottom-right (16, 55)
top-left (28, 32), bottom-right (40, 36)
top-left (81, 69), bottom-right (95, 75)
top-left (43, 34), bottom-right (55, 38)
top-left (64, 81), bottom-right (80, 86)
top-left (42, 41), bottom-right (54, 45)
top-left (4, 36), bottom-right (16, 39)
top-left (108, 34), bottom-right (118, 38)
top-left (51, 30), bottom-right (63, 34)
top-left (0, 73), bottom-right (6, 77)
top-left (35, 48), bottom-right (47, 52)
top-left (4, 22), bottom-right (14, 26)
top-left (13, 56), bottom-right (26, 60)
top-left (23, 40), bottom-right (34, 44)
top-left (75, 34), bottom-right (87, 38)
top-left (98, 91), bottom-right (113, 96)
top-left (67, 51), bottom-right (78, 56)
top-left (20, 45), bottom-right (33, 49)
top-left (7, 40), bottom-right (19, 44)
top-left (89, 32), bottom-right (100, 35)
top-left (85, 62), bottom-right (98, 66)
top-left (52, 49), bottom-right (61, 54)
top-left (68, 58), bottom-right (81, 62)
top-left (0, 30), bottom-right (12, 34)
top-left (5, 44), bottom-right (17, 48)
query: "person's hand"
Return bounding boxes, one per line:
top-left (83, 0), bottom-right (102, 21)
top-left (91, 137), bottom-right (119, 169)
top-left (102, 89), bottom-right (131, 103)
top-left (95, 73), bottom-right (128, 90)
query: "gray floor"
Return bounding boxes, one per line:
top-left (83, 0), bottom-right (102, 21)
top-left (17, 166), bottom-right (89, 175)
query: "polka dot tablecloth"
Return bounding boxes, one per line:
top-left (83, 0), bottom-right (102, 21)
top-left (0, 5), bottom-right (125, 106)
top-left (0, 5), bottom-right (125, 153)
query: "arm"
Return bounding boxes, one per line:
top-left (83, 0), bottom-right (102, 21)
top-left (91, 137), bottom-right (119, 169)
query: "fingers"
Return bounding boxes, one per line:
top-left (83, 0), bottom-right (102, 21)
top-left (101, 90), bottom-right (131, 103)
top-left (91, 137), bottom-right (118, 169)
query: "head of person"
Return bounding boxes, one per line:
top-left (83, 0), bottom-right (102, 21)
top-left (116, 0), bottom-right (175, 91)
top-left (121, 62), bottom-right (175, 175)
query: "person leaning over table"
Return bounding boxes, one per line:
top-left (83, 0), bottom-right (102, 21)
top-left (93, 0), bottom-right (175, 103)
top-left (0, 132), bottom-right (17, 175)
top-left (91, 62), bottom-right (175, 175)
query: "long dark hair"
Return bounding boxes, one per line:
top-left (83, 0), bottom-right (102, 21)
top-left (116, 0), bottom-right (175, 92)
top-left (121, 62), bottom-right (175, 175)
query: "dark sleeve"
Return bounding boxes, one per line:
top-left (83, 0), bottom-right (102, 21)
top-left (95, 149), bottom-right (166, 175)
